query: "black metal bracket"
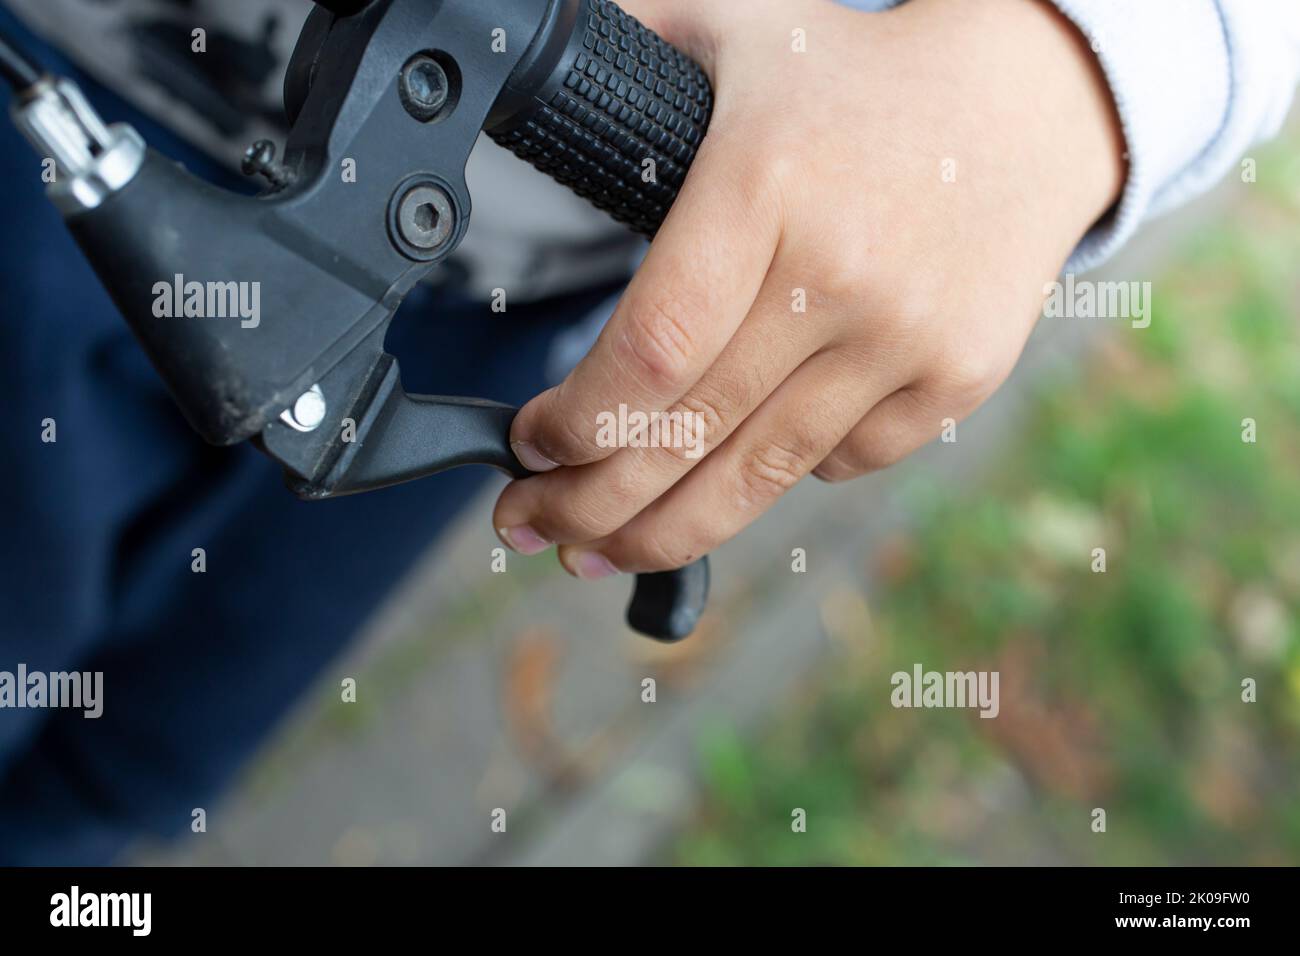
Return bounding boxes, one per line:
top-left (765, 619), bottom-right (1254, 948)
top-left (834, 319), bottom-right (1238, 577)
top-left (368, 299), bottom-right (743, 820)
top-left (57, 0), bottom-right (711, 641)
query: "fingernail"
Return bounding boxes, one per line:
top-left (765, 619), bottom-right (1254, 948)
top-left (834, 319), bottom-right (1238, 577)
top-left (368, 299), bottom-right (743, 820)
top-left (511, 441), bottom-right (560, 473)
top-left (567, 551), bottom-right (620, 581)
top-left (498, 524), bottom-right (552, 556)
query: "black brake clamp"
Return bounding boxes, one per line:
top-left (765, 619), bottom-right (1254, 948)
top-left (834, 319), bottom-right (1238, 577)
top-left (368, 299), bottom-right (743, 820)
top-left (10, 0), bottom-right (712, 641)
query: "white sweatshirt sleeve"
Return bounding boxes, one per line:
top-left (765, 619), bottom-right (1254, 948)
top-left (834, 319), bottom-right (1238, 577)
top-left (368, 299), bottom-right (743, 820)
top-left (839, 0), bottom-right (1300, 271)
top-left (1038, 0), bottom-right (1300, 270)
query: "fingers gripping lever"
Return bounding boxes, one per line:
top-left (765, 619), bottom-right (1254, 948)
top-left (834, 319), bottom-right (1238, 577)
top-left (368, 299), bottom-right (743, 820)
top-left (6, 0), bottom-right (713, 640)
top-left (260, 341), bottom-right (711, 643)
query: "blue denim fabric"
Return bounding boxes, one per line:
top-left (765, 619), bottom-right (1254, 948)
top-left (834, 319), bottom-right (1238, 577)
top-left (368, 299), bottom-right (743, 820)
top-left (0, 8), bottom-right (606, 864)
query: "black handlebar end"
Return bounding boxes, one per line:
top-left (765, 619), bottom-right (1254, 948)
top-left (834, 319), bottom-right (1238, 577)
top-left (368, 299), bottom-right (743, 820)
top-left (487, 0), bottom-right (713, 237)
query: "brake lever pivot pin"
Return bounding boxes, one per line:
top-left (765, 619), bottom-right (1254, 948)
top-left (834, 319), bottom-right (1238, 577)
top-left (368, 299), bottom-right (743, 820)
top-left (280, 385), bottom-right (328, 433)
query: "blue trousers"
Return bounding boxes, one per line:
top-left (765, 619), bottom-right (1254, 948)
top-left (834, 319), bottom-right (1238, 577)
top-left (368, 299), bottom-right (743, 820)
top-left (0, 11), bottom-right (606, 864)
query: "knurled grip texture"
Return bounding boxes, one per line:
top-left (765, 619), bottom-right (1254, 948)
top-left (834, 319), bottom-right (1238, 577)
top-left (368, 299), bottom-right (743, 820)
top-left (488, 0), bottom-right (713, 237)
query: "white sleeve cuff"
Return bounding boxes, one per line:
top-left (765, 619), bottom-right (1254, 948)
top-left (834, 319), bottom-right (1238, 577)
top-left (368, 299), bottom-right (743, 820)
top-left (1047, 0), bottom-right (1235, 272)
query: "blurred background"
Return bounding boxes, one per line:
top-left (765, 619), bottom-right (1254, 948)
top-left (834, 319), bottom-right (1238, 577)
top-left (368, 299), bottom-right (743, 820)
top-left (137, 118), bottom-right (1300, 869)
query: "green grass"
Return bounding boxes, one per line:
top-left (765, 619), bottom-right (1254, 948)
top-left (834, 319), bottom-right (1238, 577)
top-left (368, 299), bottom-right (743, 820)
top-left (673, 137), bottom-right (1300, 867)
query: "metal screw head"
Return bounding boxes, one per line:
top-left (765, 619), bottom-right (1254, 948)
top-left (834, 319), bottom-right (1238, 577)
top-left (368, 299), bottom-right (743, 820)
top-left (240, 138), bottom-right (294, 189)
top-left (400, 55), bottom-right (450, 122)
top-left (280, 385), bottom-right (327, 433)
top-left (241, 139), bottom-right (277, 177)
top-left (397, 184), bottom-right (454, 251)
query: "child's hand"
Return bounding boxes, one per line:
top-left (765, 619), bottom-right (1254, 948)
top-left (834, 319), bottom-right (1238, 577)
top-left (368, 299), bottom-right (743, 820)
top-left (494, 0), bottom-right (1125, 577)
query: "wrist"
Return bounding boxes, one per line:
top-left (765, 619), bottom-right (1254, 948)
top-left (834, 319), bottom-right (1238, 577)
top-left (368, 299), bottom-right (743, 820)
top-left (889, 0), bottom-right (1127, 240)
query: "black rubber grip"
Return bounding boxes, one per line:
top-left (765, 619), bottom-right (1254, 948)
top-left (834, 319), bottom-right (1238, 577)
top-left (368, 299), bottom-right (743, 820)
top-left (488, 0), bottom-right (713, 236)
top-left (627, 561), bottom-right (710, 643)
top-left (487, 0), bottom-right (714, 641)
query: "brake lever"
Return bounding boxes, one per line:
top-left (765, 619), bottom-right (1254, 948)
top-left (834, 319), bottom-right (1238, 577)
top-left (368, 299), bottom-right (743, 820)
top-left (7, 0), bottom-right (714, 640)
top-left (259, 332), bottom-right (710, 642)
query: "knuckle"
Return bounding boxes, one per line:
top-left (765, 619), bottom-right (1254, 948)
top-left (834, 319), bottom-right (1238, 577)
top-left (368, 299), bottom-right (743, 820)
top-left (539, 393), bottom-right (602, 464)
top-left (936, 345), bottom-right (1013, 399)
top-left (676, 387), bottom-right (728, 438)
top-left (728, 142), bottom-right (792, 230)
top-left (735, 439), bottom-right (808, 511)
top-left (880, 267), bottom-right (944, 325)
top-left (822, 389), bottom-right (937, 480)
top-left (847, 271), bottom-right (944, 351)
top-left (813, 242), bottom-right (872, 306)
top-left (652, 426), bottom-right (711, 470)
top-left (663, 384), bottom-right (738, 463)
top-left (615, 294), bottom-right (701, 394)
top-left (734, 157), bottom-right (771, 201)
top-left (735, 136), bottom-right (793, 198)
